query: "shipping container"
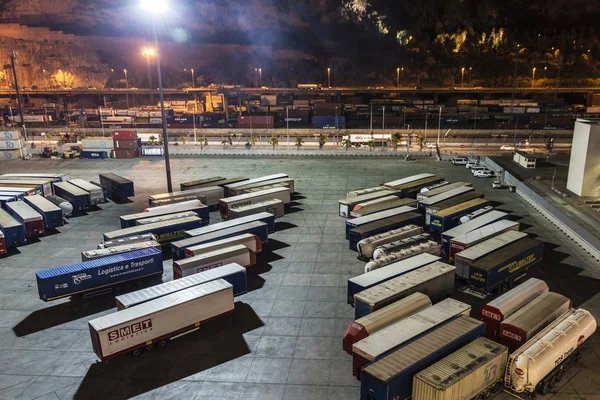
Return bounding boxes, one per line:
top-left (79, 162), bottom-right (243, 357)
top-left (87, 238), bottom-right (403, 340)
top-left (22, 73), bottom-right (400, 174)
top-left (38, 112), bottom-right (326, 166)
top-left (112, 148), bottom-right (140, 159)
top-left (229, 178), bottom-right (295, 197)
top-left (372, 233), bottom-right (433, 260)
top-left (347, 253), bottom-right (440, 305)
top-left (180, 177), bottom-right (227, 191)
top-left (237, 115), bottom-right (274, 128)
top-left (0, 131), bottom-right (21, 140)
top-left (448, 219), bottom-right (520, 263)
top-left (144, 199), bottom-right (204, 214)
top-left (120, 204), bottom-right (208, 228)
top-left (116, 263), bottom-right (246, 310)
top-left (348, 212), bottom-right (424, 251)
top-left (173, 221), bottom-right (269, 260)
top-left (312, 115), bottom-right (345, 129)
top-left (383, 174), bottom-right (436, 189)
top-left (68, 179), bottom-right (105, 205)
top-left (505, 309), bottom-right (596, 397)
top-left (82, 240), bottom-right (161, 261)
top-left (224, 174), bottom-right (288, 193)
top-left (347, 186), bottom-right (388, 198)
top-left (0, 178), bottom-right (53, 196)
top-left (37, 247), bottom-right (163, 301)
top-left (500, 292), bottom-right (571, 352)
top-left (3, 201), bottom-right (44, 238)
top-left (455, 230), bottom-right (529, 280)
top-left (480, 278), bottom-right (548, 342)
top-left (228, 199), bottom-right (284, 219)
top-left (360, 316), bottom-right (485, 400)
top-left (1, 173), bottom-right (69, 182)
top-left (0, 208), bottom-right (26, 247)
top-left (89, 279), bottom-right (234, 360)
top-left (354, 262), bottom-right (456, 319)
top-left (389, 176), bottom-right (446, 199)
top-left (412, 337), bottom-right (508, 400)
top-left (22, 194), bottom-right (63, 229)
top-left (52, 182), bottom-right (92, 211)
top-left (429, 198), bottom-right (492, 233)
top-left (112, 130), bottom-right (138, 140)
top-left (352, 298), bottom-right (471, 378)
top-left (174, 244), bottom-right (256, 278)
top-left (80, 150), bottom-right (109, 159)
top-left (149, 186), bottom-right (222, 208)
top-left (343, 293), bottom-right (431, 354)
top-left (185, 233), bottom-right (262, 258)
top-left (186, 212), bottom-right (275, 237)
top-left (468, 238), bottom-right (544, 293)
top-left (357, 225), bottom-right (423, 260)
top-left (339, 190), bottom-right (402, 218)
top-left (136, 211), bottom-right (198, 226)
top-left (424, 192), bottom-right (484, 226)
top-left (346, 206), bottom-right (417, 239)
top-left (99, 233), bottom-right (156, 249)
top-left (351, 197), bottom-right (417, 219)
top-left (219, 187), bottom-right (290, 220)
top-left (99, 173), bottom-right (135, 200)
top-left (103, 216), bottom-right (203, 245)
top-left (418, 186), bottom-right (476, 213)
top-left (441, 210), bottom-right (510, 257)
top-left (82, 138), bottom-right (114, 149)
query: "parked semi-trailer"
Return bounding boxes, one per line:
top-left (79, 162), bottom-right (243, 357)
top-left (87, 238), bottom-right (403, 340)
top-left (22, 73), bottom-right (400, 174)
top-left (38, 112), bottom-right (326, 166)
top-left (412, 337), bottom-right (508, 400)
top-left (150, 195), bottom-right (207, 208)
top-left (417, 186), bottom-right (475, 213)
top-left (0, 209), bottom-right (26, 247)
top-left (98, 233), bottom-right (156, 249)
top-left (389, 176), bottom-right (445, 199)
top-left (135, 211), bottom-right (198, 226)
top-left (505, 309), bottom-right (596, 397)
top-left (185, 212), bottom-right (276, 236)
top-left (454, 230), bottom-right (529, 280)
top-left (350, 197), bottom-right (416, 219)
top-left (339, 190), bottom-right (401, 218)
top-left (0, 178), bottom-right (54, 196)
top-left (354, 261), bottom-right (456, 319)
top-left (144, 199), bottom-right (204, 214)
top-left (347, 186), bottom-right (388, 198)
top-left (441, 210), bottom-right (509, 256)
top-left (480, 278), bottom-right (549, 342)
top-left (99, 173), bottom-right (134, 201)
top-left (120, 203), bottom-right (209, 228)
top-left (180, 177), bottom-right (226, 191)
top-left (429, 198), bottom-right (491, 233)
top-left (0, 186), bottom-right (36, 197)
top-left (89, 279), bottom-right (234, 360)
top-left (22, 194), bottom-right (63, 229)
top-left (347, 253), bottom-right (440, 305)
top-left (228, 199), bottom-right (284, 219)
top-left (0, 230), bottom-right (5, 255)
top-left (67, 179), bottom-right (105, 205)
top-left (366, 241), bottom-right (441, 273)
top-left (229, 178), bottom-right (295, 196)
top-left (220, 187), bottom-right (290, 219)
top-left (172, 221), bottom-right (269, 260)
top-left (382, 173), bottom-right (436, 189)
top-left (1, 173), bottom-right (69, 182)
top-left (448, 219), bottom-right (520, 263)
top-left (214, 177), bottom-right (250, 196)
top-left (116, 263), bottom-right (247, 309)
top-left (348, 212), bottom-right (423, 251)
top-left (416, 182), bottom-right (471, 202)
top-left (346, 206), bottom-right (417, 239)
top-left (500, 292), bottom-right (571, 352)
top-left (357, 225), bottom-right (423, 260)
top-left (184, 234), bottom-right (262, 258)
top-left (82, 240), bottom-right (161, 261)
top-left (36, 247), bottom-right (163, 301)
top-left (359, 316), bottom-right (485, 400)
top-left (424, 192), bottom-right (484, 227)
top-left (103, 216), bottom-right (203, 245)
top-left (4, 201), bottom-right (44, 238)
top-left (224, 174), bottom-right (288, 194)
top-left (342, 293), bottom-right (431, 355)
top-left (352, 298), bottom-right (471, 378)
top-left (372, 233), bottom-right (432, 260)
top-left (52, 182), bottom-right (92, 211)
top-left (150, 186), bottom-right (224, 208)
top-left (173, 244), bottom-right (256, 278)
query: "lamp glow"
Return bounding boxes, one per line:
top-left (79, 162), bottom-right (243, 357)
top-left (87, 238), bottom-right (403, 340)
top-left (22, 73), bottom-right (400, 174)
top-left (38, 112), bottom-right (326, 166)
top-left (140, 0), bottom-right (168, 13)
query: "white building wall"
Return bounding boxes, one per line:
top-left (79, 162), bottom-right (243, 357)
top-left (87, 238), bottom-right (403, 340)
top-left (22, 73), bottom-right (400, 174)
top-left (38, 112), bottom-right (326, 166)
top-left (567, 120), bottom-right (600, 197)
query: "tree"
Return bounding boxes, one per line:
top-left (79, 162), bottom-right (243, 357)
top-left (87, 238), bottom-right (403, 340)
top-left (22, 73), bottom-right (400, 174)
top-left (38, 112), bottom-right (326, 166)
top-left (295, 136), bottom-right (303, 150)
top-left (342, 135), bottom-right (352, 151)
top-left (391, 132), bottom-right (402, 151)
top-left (149, 135), bottom-right (157, 145)
top-left (181, 135), bottom-right (188, 145)
top-left (318, 133), bottom-right (328, 150)
top-left (249, 135), bottom-right (258, 146)
top-left (416, 132), bottom-right (426, 151)
top-left (268, 133), bottom-right (279, 150)
top-left (221, 134), bottom-right (233, 149)
top-left (367, 139), bottom-right (376, 151)
top-left (200, 136), bottom-right (208, 150)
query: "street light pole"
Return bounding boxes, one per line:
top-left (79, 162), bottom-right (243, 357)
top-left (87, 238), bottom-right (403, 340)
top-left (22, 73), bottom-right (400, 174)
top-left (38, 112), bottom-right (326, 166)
top-left (532, 67), bottom-right (536, 89)
top-left (124, 69), bottom-right (129, 108)
top-left (191, 68), bottom-right (194, 88)
top-left (286, 106), bottom-right (289, 150)
top-left (396, 67), bottom-right (400, 87)
top-left (254, 68), bottom-right (258, 88)
top-left (327, 68), bottom-right (331, 88)
top-left (469, 67), bottom-right (472, 84)
top-left (259, 68), bottom-right (262, 87)
top-left (8, 50), bottom-right (26, 141)
top-left (461, 67), bottom-right (465, 88)
top-left (437, 106), bottom-right (442, 146)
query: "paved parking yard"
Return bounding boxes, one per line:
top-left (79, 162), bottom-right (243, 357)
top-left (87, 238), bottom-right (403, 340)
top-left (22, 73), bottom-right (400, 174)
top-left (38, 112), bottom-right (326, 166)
top-left (0, 155), bottom-right (599, 400)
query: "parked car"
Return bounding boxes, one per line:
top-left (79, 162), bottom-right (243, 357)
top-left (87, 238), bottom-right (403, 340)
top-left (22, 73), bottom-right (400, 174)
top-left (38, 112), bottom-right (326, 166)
top-left (474, 169), bottom-right (495, 178)
top-left (426, 143), bottom-right (437, 149)
top-left (492, 181), bottom-right (507, 188)
top-left (500, 145), bottom-right (516, 151)
top-left (466, 160), bottom-right (480, 169)
top-left (471, 166), bottom-right (488, 175)
top-left (452, 157), bottom-right (468, 165)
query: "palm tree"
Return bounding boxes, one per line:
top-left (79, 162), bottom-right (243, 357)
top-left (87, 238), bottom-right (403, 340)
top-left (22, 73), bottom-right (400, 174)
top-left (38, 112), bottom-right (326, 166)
top-left (268, 133), bottom-right (279, 150)
top-left (416, 132), bottom-right (426, 151)
top-left (392, 132), bottom-right (402, 151)
top-left (295, 136), bottom-right (303, 150)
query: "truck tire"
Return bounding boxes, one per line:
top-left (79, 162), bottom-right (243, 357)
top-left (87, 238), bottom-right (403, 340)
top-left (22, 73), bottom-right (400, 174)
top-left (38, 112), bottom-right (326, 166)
top-left (549, 376), bottom-right (557, 389)
top-left (146, 344), bottom-right (154, 352)
top-left (557, 369), bottom-right (566, 383)
top-left (500, 282), bottom-right (508, 293)
top-left (130, 348), bottom-right (142, 357)
top-left (540, 380), bottom-right (552, 395)
top-left (159, 339), bottom-right (168, 348)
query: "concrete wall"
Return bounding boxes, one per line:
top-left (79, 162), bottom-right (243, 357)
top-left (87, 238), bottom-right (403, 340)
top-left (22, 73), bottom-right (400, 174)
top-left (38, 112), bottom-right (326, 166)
top-left (567, 120), bottom-right (600, 197)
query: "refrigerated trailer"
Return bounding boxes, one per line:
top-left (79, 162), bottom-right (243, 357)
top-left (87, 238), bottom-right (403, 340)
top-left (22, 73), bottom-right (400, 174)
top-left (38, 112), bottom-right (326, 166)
top-left (448, 219), bottom-right (520, 263)
top-left (416, 182), bottom-right (471, 202)
top-left (424, 192), bottom-right (484, 226)
top-left (136, 211), bottom-right (198, 226)
top-left (89, 279), bottom-right (234, 360)
top-left (149, 186), bottom-right (224, 207)
top-left (352, 299), bottom-right (471, 378)
top-left (103, 216), bottom-right (203, 245)
top-left (220, 187), bottom-right (290, 219)
top-left (382, 173), bottom-right (436, 189)
top-left (347, 186), bottom-right (388, 198)
top-left (67, 179), bottom-right (105, 205)
top-left (173, 245), bottom-right (256, 278)
top-left (184, 234), bottom-right (262, 258)
top-left (180, 177), bottom-right (226, 191)
top-left (82, 240), bottom-right (161, 261)
top-left (224, 173), bottom-right (288, 194)
top-left (1, 173), bottom-right (69, 182)
top-left (52, 182), bottom-right (92, 211)
top-left (342, 293), bottom-right (431, 355)
top-left (480, 278), bottom-right (549, 342)
top-left (348, 212), bottom-right (423, 251)
top-left (350, 197), bottom-right (416, 219)
top-left (339, 190), bottom-right (401, 218)
top-left (428, 198), bottom-right (491, 233)
top-left (3, 201), bottom-right (44, 238)
top-left (185, 212), bottom-right (275, 236)
top-left (116, 263), bottom-right (247, 310)
top-left (36, 247), bottom-right (163, 301)
top-left (23, 194), bottom-right (63, 229)
top-left (228, 199), bottom-right (284, 219)
top-left (0, 179), bottom-right (50, 196)
top-left (417, 186), bottom-right (475, 213)
top-left (228, 178), bottom-right (295, 196)
top-left (99, 173), bottom-right (134, 200)
top-left (359, 316), bottom-right (486, 400)
top-left (346, 206), bottom-right (417, 239)
top-left (120, 204), bottom-right (209, 228)
top-left (353, 261), bottom-right (456, 319)
top-left (0, 209), bottom-right (25, 247)
top-left (441, 210), bottom-right (509, 256)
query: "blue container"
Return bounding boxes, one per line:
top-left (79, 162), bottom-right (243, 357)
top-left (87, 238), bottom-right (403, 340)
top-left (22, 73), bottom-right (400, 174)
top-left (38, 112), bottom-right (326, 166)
top-left (136, 138), bottom-right (142, 148)
top-left (120, 205), bottom-right (209, 228)
top-left (99, 173), bottom-right (135, 199)
top-left (0, 195), bottom-right (17, 205)
top-left (312, 115), bottom-right (346, 129)
top-left (184, 212), bottom-right (275, 237)
top-left (80, 150), bottom-right (109, 159)
top-left (172, 221), bottom-right (269, 260)
top-left (23, 195), bottom-right (64, 229)
top-left (429, 200), bottom-right (491, 233)
top-left (104, 216), bottom-right (203, 245)
top-left (135, 123), bottom-right (162, 129)
top-left (0, 209), bottom-right (26, 247)
top-left (52, 182), bottom-right (92, 211)
top-left (36, 247), bottom-right (163, 301)
top-left (348, 213), bottom-right (423, 251)
top-left (359, 316), bottom-right (485, 400)
top-left (0, 191), bottom-right (24, 200)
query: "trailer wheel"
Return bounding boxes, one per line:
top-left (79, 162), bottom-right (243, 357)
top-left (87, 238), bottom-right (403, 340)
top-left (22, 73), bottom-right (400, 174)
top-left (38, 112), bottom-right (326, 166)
top-left (130, 348), bottom-right (142, 358)
top-left (159, 339), bottom-right (168, 348)
top-left (549, 376), bottom-right (557, 389)
top-left (146, 344), bottom-right (154, 352)
top-left (540, 380), bottom-right (552, 395)
top-left (557, 369), bottom-right (566, 383)
top-left (483, 388), bottom-right (491, 398)
top-left (500, 282), bottom-right (508, 293)
top-left (491, 382), bottom-right (501, 393)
